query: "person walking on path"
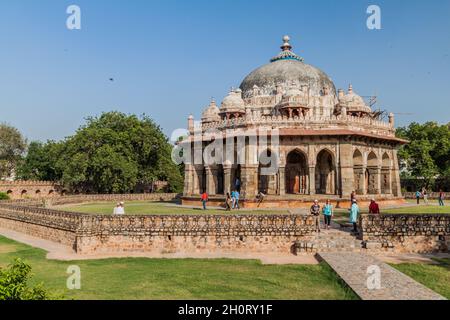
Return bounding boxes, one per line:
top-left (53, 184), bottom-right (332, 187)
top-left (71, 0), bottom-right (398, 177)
top-left (369, 199), bottom-right (380, 214)
top-left (225, 192), bottom-right (232, 211)
top-left (422, 188), bottom-right (429, 205)
top-left (438, 189), bottom-right (445, 206)
top-left (234, 190), bottom-right (240, 209)
top-left (322, 199), bottom-right (333, 230)
top-left (201, 192), bottom-right (208, 210)
top-left (231, 190), bottom-right (236, 209)
top-left (415, 190), bottom-right (421, 205)
top-left (310, 200), bottom-right (321, 233)
top-left (349, 199), bottom-right (360, 233)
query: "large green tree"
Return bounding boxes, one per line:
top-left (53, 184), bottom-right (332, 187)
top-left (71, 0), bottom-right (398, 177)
top-left (396, 122), bottom-right (450, 185)
top-left (0, 123), bottom-right (27, 179)
top-left (18, 112), bottom-right (183, 193)
top-left (16, 141), bottom-right (63, 181)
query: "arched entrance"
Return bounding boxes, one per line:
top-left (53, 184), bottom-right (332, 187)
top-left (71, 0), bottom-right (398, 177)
top-left (285, 150), bottom-right (308, 194)
top-left (315, 150), bottom-right (335, 195)
top-left (258, 149), bottom-right (277, 194)
top-left (381, 153), bottom-right (391, 194)
top-left (216, 165), bottom-right (224, 195)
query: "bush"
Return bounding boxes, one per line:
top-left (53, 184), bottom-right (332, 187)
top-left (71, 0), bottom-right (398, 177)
top-left (0, 192), bottom-right (10, 200)
top-left (0, 258), bottom-right (60, 300)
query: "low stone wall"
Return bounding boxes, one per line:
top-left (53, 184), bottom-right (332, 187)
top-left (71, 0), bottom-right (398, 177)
top-left (360, 214), bottom-right (450, 253)
top-left (0, 203), bottom-right (316, 255)
top-left (0, 204), bottom-right (82, 247)
top-left (404, 192), bottom-right (450, 200)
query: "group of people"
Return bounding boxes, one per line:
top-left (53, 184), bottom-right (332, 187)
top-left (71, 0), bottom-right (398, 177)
top-left (225, 190), bottom-right (240, 210)
top-left (415, 188), bottom-right (445, 206)
top-left (113, 201), bottom-right (126, 215)
top-left (310, 197), bottom-right (381, 234)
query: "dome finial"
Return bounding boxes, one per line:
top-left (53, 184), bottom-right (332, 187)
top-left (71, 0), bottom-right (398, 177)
top-left (348, 84), bottom-right (353, 94)
top-left (271, 35), bottom-right (303, 63)
top-left (281, 35), bottom-right (292, 51)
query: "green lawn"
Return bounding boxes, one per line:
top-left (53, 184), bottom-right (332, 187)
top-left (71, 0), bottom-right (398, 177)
top-left (0, 235), bottom-right (357, 300)
top-left (392, 258), bottom-right (450, 299)
top-left (58, 201), bottom-right (290, 215)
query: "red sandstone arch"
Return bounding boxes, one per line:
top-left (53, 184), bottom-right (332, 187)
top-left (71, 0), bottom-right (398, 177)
top-left (285, 149), bottom-right (308, 194)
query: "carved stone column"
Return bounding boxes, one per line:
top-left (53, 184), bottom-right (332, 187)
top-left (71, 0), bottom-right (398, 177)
top-left (309, 166), bottom-right (316, 195)
top-left (240, 165), bottom-right (258, 198)
top-left (278, 167), bottom-right (286, 196)
top-left (223, 165), bottom-right (232, 195)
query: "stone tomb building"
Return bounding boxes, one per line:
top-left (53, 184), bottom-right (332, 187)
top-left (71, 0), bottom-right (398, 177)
top-left (181, 36), bottom-right (407, 208)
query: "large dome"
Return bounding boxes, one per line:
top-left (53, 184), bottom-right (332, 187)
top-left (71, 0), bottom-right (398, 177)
top-left (239, 36), bottom-right (336, 98)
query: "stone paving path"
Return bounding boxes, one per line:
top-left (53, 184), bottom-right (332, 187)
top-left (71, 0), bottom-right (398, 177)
top-left (319, 252), bottom-right (447, 300)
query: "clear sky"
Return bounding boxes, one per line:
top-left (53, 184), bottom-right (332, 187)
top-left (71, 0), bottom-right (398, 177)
top-left (0, 0), bottom-right (449, 142)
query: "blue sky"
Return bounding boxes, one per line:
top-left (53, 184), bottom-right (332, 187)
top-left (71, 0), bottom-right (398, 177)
top-left (0, 0), bottom-right (449, 142)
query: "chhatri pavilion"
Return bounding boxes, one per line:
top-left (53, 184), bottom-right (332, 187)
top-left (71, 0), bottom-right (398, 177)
top-left (181, 36), bottom-right (407, 208)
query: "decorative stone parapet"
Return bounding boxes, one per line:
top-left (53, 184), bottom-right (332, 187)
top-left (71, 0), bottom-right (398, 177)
top-left (360, 214), bottom-right (450, 253)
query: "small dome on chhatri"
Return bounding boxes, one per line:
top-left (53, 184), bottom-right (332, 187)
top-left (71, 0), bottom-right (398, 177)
top-left (220, 88), bottom-right (245, 113)
top-left (201, 99), bottom-right (220, 122)
top-left (240, 36), bottom-right (336, 98)
top-left (338, 84), bottom-right (372, 114)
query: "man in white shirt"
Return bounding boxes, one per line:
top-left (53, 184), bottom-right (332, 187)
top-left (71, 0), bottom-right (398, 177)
top-left (113, 202), bottom-right (125, 215)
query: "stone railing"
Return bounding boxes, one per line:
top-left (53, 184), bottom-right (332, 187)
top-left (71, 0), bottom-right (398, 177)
top-left (201, 113), bottom-right (394, 134)
top-left (360, 214), bottom-right (450, 253)
top-left (0, 180), bottom-right (59, 186)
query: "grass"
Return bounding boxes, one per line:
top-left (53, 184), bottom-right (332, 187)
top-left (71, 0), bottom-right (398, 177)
top-left (58, 201), bottom-right (290, 215)
top-left (391, 258), bottom-right (450, 299)
top-left (0, 236), bottom-right (358, 300)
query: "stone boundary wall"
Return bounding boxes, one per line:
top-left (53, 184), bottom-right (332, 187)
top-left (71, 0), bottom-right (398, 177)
top-left (403, 192), bottom-right (450, 199)
top-left (360, 214), bottom-right (450, 253)
top-left (47, 193), bottom-right (180, 206)
top-left (0, 203), bottom-right (316, 255)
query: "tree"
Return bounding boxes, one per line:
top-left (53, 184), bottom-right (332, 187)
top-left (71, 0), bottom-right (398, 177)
top-left (0, 259), bottom-right (58, 300)
top-left (0, 124), bottom-right (27, 179)
top-left (57, 112), bottom-right (183, 193)
top-left (16, 141), bottom-right (63, 181)
top-left (396, 122), bottom-right (450, 186)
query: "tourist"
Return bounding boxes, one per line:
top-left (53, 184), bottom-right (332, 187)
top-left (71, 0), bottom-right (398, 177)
top-left (423, 188), bottom-right (429, 205)
top-left (310, 200), bottom-right (321, 233)
top-left (256, 191), bottom-right (265, 206)
top-left (351, 190), bottom-right (356, 203)
top-left (415, 190), bottom-right (421, 205)
top-left (231, 190), bottom-right (236, 209)
top-left (113, 202), bottom-right (120, 215)
top-left (349, 199), bottom-right (360, 233)
top-left (322, 199), bottom-right (333, 230)
top-left (235, 177), bottom-right (241, 193)
top-left (115, 202), bottom-right (125, 215)
top-left (234, 190), bottom-right (240, 209)
top-left (225, 192), bottom-right (232, 211)
top-left (201, 191), bottom-right (208, 210)
top-left (438, 189), bottom-right (445, 207)
top-left (369, 199), bottom-right (380, 214)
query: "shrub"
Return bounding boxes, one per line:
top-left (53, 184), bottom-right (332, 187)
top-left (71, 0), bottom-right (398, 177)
top-left (0, 192), bottom-right (10, 200)
top-left (0, 258), bottom-right (60, 300)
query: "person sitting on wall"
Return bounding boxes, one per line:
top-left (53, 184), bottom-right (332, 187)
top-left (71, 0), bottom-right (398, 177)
top-left (369, 199), bottom-right (380, 214)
